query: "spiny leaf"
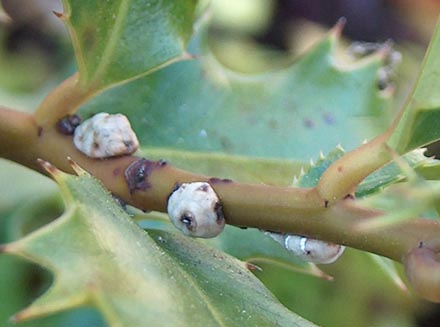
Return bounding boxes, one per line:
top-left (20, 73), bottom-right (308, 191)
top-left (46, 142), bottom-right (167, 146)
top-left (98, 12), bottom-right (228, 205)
top-left (293, 146), bottom-right (437, 197)
top-left (79, 21), bottom-right (392, 161)
top-left (292, 146), bottom-right (345, 188)
top-left (356, 180), bottom-right (440, 230)
top-left (357, 148), bottom-right (437, 196)
top-left (207, 226), bottom-right (333, 280)
top-left (139, 215), bottom-right (332, 280)
top-left (390, 17), bottom-right (440, 153)
top-left (61, 0), bottom-right (198, 89)
top-left (367, 254), bottom-right (408, 293)
top-left (1, 162), bottom-right (316, 327)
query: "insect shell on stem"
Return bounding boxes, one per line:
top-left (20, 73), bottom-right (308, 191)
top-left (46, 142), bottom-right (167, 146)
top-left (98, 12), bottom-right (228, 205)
top-left (266, 232), bottom-right (345, 264)
top-left (167, 182), bottom-right (225, 238)
top-left (73, 113), bottom-right (139, 158)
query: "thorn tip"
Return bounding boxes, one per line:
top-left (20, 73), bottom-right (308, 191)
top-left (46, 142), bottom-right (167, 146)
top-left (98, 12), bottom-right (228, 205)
top-left (67, 157), bottom-right (85, 175)
top-left (332, 17), bottom-right (346, 37)
top-left (52, 11), bottom-right (64, 19)
top-left (37, 158), bottom-right (59, 176)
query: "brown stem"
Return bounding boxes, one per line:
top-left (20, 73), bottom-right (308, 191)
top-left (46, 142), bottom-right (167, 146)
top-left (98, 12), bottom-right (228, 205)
top-left (1, 107), bottom-right (439, 255)
top-left (33, 73), bottom-right (97, 128)
top-left (316, 100), bottom-right (406, 204)
top-left (2, 107), bottom-right (440, 302)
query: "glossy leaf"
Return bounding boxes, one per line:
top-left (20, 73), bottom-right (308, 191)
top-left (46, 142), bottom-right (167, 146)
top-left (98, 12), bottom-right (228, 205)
top-left (207, 226), bottom-right (333, 280)
top-left (1, 163), bottom-right (316, 327)
top-left (138, 215), bottom-right (332, 280)
top-left (62, 0), bottom-right (197, 89)
top-left (79, 22), bottom-right (392, 161)
top-left (142, 147), bottom-right (302, 185)
top-left (293, 146), bottom-right (438, 197)
top-left (390, 18), bottom-right (440, 153)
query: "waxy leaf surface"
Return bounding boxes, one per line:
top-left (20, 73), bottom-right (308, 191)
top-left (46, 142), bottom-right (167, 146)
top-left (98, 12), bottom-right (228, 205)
top-left (62, 0), bottom-right (197, 88)
top-left (3, 165), bottom-right (316, 327)
top-left (80, 23), bottom-right (392, 162)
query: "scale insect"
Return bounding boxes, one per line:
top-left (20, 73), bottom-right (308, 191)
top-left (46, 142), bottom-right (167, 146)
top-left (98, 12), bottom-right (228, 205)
top-left (167, 182), bottom-right (225, 238)
top-left (73, 113), bottom-right (139, 158)
top-left (266, 232), bottom-right (345, 264)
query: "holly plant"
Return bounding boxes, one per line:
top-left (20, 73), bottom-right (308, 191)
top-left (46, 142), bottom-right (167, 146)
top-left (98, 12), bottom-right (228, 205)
top-left (1, 1), bottom-right (440, 327)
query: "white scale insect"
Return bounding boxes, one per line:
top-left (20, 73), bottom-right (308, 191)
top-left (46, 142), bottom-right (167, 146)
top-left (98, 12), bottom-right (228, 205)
top-left (167, 182), bottom-right (225, 238)
top-left (73, 113), bottom-right (139, 158)
top-left (266, 232), bottom-right (345, 264)
top-left (167, 183), bottom-right (344, 263)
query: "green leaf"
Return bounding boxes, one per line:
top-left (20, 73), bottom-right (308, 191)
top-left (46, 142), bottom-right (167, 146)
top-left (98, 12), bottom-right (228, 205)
top-left (0, 160), bottom-right (57, 212)
top-left (390, 18), bottom-right (440, 153)
top-left (207, 226), bottom-right (333, 280)
top-left (356, 180), bottom-right (440, 230)
top-left (138, 214), bottom-right (332, 280)
top-left (292, 146), bottom-right (345, 188)
top-left (366, 254), bottom-right (408, 293)
top-left (62, 0), bottom-right (197, 89)
top-left (142, 147), bottom-right (303, 185)
top-left (357, 149), bottom-right (437, 196)
top-left (2, 163), bottom-right (316, 327)
top-left (293, 146), bottom-right (436, 197)
top-left (79, 22), bottom-right (391, 161)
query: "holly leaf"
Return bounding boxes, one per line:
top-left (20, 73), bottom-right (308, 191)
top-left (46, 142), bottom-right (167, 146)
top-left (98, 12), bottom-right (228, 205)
top-left (61, 0), bottom-right (197, 89)
top-left (79, 21), bottom-right (392, 161)
top-left (142, 147), bottom-right (302, 185)
top-left (1, 161), bottom-right (316, 327)
top-left (390, 17), bottom-right (440, 153)
top-left (138, 214), bottom-right (332, 280)
top-left (293, 146), bottom-right (437, 197)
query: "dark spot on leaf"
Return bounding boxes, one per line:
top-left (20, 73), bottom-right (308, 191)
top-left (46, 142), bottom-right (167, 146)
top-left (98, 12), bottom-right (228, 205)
top-left (37, 126), bottom-right (43, 137)
top-left (337, 166), bottom-right (343, 173)
top-left (324, 200), bottom-right (329, 208)
top-left (56, 114), bottom-right (81, 135)
top-left (220, 137), bottom-right (233, 151)
top-left (82, 25), bottom-right (98, 54)
top-left (268, 119), bottom-right (278, 129)
top-left (323, 113), bottom-right (336, 125)
top-left (303, 118), bottom-right (314, 129)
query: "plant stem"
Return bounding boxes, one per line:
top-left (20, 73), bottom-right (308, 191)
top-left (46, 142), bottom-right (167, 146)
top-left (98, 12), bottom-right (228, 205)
top-left (317, 101), bottom-right (406, 204)
top-left (33, 73), bottom-right (97, 127)
top-left (2, 106), bottom-right (440, 301)
top-left (0, 106), bottom-right (438, 255)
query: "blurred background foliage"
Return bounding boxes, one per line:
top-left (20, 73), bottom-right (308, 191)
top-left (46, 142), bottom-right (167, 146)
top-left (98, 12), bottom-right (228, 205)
top-left (1, 1), bottom-right (440, 326)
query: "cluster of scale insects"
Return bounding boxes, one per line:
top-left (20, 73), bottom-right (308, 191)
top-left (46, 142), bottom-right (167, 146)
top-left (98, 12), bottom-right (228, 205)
top-left (59, 112), bottom-right (344, 264)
